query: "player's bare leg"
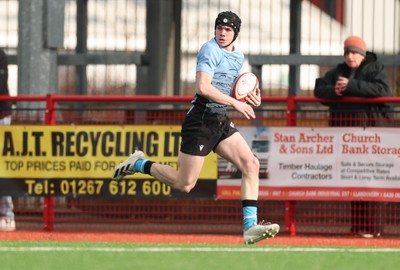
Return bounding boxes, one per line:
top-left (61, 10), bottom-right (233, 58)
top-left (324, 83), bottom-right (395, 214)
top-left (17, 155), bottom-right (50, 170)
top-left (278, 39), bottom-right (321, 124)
top-left (216, 132), bottom-right (279, 244)
top-left (150, 152), bottom-right (205, 193)
top-left (112, 151), bottom-right (204, 193)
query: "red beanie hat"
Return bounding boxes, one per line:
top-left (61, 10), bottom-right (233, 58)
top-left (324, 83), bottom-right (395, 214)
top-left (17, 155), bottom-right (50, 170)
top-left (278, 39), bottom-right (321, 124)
top-left (344, 36), bottom-right (366, 56)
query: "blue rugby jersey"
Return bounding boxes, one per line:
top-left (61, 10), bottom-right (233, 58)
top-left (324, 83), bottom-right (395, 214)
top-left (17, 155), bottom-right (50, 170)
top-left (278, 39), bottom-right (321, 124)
top-left (193, 38), bottom-right (244, 113)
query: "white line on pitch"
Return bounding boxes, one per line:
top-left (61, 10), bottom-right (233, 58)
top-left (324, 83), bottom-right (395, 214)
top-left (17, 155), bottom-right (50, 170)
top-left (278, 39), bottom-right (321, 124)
top-left (0, 246), bottom-right (399, 252)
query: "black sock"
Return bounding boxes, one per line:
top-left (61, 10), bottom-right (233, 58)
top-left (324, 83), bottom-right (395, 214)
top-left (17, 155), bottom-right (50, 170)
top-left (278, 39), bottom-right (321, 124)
top-left (143, 161), bottom-right (155, 175)
top-left (242, 200), bottom-right (257, 207)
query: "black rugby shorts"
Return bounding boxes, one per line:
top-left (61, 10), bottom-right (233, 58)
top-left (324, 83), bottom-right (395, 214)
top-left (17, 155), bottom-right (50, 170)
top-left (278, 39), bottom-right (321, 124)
top-left (180, 106), bottom-right (238, 156)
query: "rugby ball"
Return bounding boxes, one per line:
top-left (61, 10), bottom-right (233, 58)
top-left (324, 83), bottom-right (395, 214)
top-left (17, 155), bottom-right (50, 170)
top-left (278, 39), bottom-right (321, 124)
top-left (231, 72), bottom-right (259, 102)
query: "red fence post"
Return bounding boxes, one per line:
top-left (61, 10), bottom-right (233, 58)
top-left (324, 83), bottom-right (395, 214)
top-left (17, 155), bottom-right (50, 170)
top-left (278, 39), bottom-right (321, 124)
top-left (286, 95), bottom-right (297, 127)
top-left (45, 94), bottom-right (56, 125)
top-left (43, 197), bottom-right (54, 231)
top-left (285, 96), bottom-right (297, 235)
top-left (43, 94), bottom-right (56, 231)
top-left (285, 201), bottom-right (296, 236)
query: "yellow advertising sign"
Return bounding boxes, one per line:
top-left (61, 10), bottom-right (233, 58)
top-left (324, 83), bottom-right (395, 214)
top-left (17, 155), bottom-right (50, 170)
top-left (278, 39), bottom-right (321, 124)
top-left (0, 125), bottom-right (217, 179)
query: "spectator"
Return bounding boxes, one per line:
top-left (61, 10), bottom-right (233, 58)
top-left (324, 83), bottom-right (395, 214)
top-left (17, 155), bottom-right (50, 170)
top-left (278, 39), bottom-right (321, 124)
top-left (112, 11), bottom-right (279, 244)
top-left (0, 48), bottom-right (15, 231)
top-left (314, 36), bottom-right (391, 238)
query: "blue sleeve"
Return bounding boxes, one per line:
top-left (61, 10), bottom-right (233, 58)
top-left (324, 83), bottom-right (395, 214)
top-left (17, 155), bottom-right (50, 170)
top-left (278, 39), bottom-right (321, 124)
top-left (196, 41), bottom-right (222, 76)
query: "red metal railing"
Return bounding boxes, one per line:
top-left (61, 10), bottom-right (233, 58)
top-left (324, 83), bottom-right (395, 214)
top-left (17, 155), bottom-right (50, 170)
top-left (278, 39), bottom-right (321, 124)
top-left (1, 95), bottom-right (400, 236)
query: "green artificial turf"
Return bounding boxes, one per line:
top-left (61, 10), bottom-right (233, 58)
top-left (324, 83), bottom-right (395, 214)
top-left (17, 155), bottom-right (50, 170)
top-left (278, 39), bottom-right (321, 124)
top-left (0, 240), bottom-right (399, 270)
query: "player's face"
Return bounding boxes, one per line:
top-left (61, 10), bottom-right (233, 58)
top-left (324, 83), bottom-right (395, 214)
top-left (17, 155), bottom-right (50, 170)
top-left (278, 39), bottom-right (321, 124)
top-left (215, 25), bottom-right (235, 47)
top-left (344, 51), bottom-right (365, 70)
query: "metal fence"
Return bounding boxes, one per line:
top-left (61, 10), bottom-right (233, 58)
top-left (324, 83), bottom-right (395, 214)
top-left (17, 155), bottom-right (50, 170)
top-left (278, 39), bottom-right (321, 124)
top-left (1, 95), bottom-right (400, 237)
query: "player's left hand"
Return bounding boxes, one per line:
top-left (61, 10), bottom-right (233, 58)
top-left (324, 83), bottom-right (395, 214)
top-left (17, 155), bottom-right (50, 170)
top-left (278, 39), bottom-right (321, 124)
top-left (245, 88), bottom-right (261, 107)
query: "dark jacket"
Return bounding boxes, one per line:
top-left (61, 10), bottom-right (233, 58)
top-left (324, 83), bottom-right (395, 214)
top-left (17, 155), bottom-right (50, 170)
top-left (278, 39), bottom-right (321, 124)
top-left (0, 49), bottom-right (12, 118)
top-left (314, 52), bottom-right (391, 127)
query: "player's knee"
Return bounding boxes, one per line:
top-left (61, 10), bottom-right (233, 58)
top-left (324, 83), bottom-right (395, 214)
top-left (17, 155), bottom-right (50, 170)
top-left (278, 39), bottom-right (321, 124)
top-left (253, 157), bottom-right (260, 171)
top-left (243, 156), bottom-right (260, 174)
top-left (174, 180), bottom-right (196, 193)
top-left (182, 185), bottom-right (193, 193)
top-left (178, 183), bottom-right (195, 193)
